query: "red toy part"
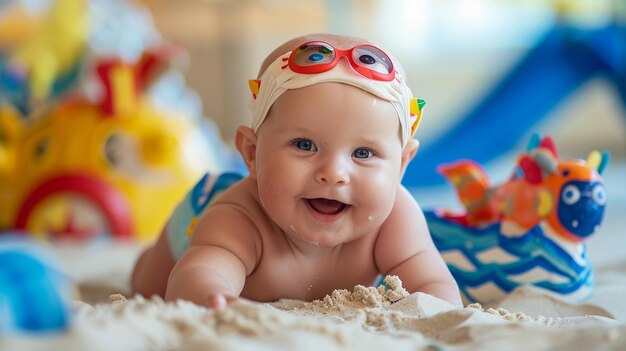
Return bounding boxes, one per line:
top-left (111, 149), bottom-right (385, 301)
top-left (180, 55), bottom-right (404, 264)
top-left (15, 173), bottom-right (133, 240)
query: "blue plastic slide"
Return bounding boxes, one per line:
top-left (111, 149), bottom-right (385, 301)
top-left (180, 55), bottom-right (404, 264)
top-left (403, 22), bottom-right (626, 188)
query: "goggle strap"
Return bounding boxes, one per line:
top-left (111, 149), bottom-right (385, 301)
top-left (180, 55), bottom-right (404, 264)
top-left (249, 79), bottom-right (261, 99)
top-left (418, 98), bottom-right (426, 111)
top-left (409, 98), bottom-right (426, 138)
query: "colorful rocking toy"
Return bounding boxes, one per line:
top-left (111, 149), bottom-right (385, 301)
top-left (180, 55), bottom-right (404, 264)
top-left (426, 133), bottom-right (609, 304)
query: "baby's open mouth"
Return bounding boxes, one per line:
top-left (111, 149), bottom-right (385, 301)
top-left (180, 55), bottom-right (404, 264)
top-left (306, 198), bottom-right (349, 215)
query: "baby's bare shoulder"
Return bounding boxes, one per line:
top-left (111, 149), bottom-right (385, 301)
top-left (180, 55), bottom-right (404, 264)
top-left (189, 178), bottom-right (266, 271)
top-left (373, 186), bottom-right (430, 267)
top-left (378, 185), bottom-right (423, 233)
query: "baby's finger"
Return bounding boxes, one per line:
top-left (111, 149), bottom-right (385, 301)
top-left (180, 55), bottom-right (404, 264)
top-left (206, 293), bottom-right (238, 310)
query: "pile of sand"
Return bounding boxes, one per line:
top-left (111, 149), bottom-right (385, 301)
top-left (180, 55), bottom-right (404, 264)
top-left (5, 275), bottom-right (625, 351)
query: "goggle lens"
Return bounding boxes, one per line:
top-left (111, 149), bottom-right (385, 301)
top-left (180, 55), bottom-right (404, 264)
top-left (352, 45), bottom-right (393, 75)
top-left (292, 42), bottom-right (336, 67)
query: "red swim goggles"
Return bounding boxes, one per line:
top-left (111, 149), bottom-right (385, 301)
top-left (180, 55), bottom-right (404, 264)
top-left (287, 41), bottom-right (396, 82)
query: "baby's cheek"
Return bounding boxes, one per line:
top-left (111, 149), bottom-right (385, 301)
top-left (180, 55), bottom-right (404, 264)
top-left (367, 193), bottom-right (396, 221)
top-left (356, 196), bottom-right (393, 226)
top-left (362, 213), bottom-right (384, 229)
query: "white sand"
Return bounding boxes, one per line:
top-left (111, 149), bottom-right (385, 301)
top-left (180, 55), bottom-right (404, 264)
top-left (3, 166), bottom-right (625, 351)
top-left (3, 267), bottom-right (626, 351)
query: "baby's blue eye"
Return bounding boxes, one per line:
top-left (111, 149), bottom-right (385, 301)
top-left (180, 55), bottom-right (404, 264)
top-left (294, 139), bottom-right (315, 151)
top-left (353, 148), bottom-right (373, 159)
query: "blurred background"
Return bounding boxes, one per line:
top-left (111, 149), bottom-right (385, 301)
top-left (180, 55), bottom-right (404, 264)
top-left (146, 0), bottom-right (626, 209)
top-left (0, 0), bottom-right (624, 240)
top-left (142, 0), bottom-right (626, 156)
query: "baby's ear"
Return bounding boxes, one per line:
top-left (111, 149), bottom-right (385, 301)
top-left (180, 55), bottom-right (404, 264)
top-left (235, 126), bottom-right (258, 176)
top-left (400, 139), bottom-right (419, 177)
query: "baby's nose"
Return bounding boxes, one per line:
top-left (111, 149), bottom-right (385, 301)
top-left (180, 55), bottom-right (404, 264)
top-left (315, 157), bottom-right (350, 185)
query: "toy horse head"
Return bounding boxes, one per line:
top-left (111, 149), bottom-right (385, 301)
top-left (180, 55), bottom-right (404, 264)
top-left (515, 133), bottom-right (609, 242)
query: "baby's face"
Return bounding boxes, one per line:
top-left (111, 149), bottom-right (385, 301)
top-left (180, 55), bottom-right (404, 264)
top-left (253, 82), bottom-right (404, 247)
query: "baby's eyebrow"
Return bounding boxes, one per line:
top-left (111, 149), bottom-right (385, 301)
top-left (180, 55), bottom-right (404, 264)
top-left (281, 127), bottom-right (313, 136)
top-left (354, 136), bottom-right (392, 150)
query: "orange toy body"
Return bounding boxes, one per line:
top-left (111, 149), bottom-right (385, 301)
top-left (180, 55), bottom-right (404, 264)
top-left (438, 136), bottom-right (607, 242)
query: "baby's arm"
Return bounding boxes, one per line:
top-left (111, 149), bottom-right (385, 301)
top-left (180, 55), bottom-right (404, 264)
top-left (165, 205), bottom-right (261, 308)
top-left (374, 186), bottom-right (463, 307)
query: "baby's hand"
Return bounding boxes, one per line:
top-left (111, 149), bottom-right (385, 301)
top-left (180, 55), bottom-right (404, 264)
top-left (205, 293), bottom-right (238, 310)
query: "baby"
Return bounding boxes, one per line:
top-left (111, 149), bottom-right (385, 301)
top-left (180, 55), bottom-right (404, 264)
top-left (131, 33), bottom-right (462, 309)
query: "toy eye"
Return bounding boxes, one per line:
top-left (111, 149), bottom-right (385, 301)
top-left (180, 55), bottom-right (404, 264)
top-left (592, 184), bottom-right (607, 206)
top-left (104, 133), bottom-right (125, 167)
top-left (562, 185), bottom-right (580, 205)
top-left (33, 137), bottom-right (49, 161)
